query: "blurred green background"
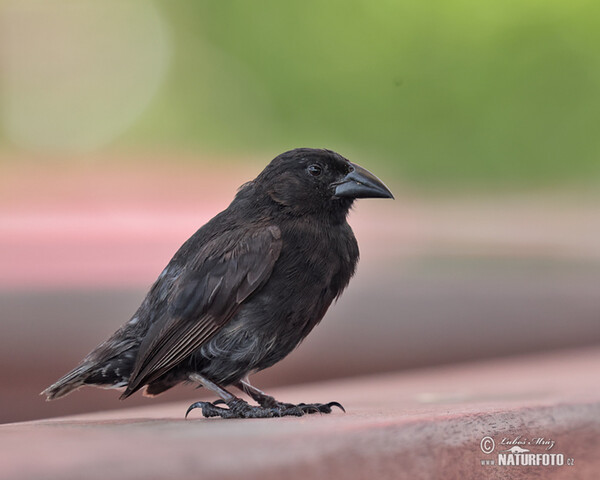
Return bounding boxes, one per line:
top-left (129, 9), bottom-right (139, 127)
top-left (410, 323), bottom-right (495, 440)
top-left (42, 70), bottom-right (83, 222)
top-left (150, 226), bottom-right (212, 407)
top-left (1, 0), bottom-right (599, 188)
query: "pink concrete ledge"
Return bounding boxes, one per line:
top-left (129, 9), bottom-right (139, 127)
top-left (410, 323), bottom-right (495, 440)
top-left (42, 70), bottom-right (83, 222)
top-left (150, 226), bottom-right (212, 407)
top-left (1, 347), bottom-right (599, 480)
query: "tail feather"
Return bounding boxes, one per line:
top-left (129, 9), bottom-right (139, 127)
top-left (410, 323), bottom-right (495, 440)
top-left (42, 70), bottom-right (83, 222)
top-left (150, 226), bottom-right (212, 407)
top-left (42, 365), bottom-right (92, 400)
top-left (43, 348), bottom-right (137, 400)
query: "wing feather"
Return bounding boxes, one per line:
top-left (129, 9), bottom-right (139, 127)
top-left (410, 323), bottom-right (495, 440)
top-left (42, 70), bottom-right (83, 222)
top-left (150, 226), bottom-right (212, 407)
top-left (121, 225), bottom-right (281, 398)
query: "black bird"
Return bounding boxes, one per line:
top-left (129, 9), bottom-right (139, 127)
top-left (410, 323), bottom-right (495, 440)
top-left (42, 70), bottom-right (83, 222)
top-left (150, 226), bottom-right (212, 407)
top-left (43, 148), bottom-right (394, 418)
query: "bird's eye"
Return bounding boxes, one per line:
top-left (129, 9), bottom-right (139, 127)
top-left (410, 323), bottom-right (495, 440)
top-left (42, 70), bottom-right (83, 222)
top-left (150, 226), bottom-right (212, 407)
top-left (307, 164), bottom-right (322, 176)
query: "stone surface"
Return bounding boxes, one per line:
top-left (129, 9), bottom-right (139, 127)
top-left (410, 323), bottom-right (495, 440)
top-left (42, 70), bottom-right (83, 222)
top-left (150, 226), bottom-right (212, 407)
top-left (2, 347), bottom-right (599, 480)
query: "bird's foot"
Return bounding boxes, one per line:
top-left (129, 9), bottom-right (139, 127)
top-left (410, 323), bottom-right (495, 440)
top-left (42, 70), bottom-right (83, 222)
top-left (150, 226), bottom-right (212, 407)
top-left (185, 398), bottom-right (291, 418)
top-left (185, 399), bottom-right (344, 419)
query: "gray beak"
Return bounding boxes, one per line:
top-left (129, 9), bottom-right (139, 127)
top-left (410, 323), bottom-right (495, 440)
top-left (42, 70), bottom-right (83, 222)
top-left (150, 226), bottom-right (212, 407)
top-left (333, 163), bottom-right (394, 199)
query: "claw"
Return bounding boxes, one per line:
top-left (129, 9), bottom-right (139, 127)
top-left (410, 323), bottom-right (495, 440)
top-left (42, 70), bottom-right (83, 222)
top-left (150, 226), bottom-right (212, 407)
top-left (296, 401), bottom-right (345, 414)
top-left (185, 401), bottom-right (229, 418)
top-left (327, 401), bottom-right (346, 413)
top-left (185, 401), bottom-right (203, 418)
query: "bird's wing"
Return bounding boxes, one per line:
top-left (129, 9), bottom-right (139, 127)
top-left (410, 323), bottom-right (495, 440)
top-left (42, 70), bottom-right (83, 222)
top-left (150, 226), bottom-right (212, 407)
top-left (121, 225), bottom-right (282, 398)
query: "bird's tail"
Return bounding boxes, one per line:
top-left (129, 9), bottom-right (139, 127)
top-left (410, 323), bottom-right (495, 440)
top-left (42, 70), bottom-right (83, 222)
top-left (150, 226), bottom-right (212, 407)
top-left (42, 349), bottom-right (135, 400)
top-left (42, 364), bottom-right (92, 400)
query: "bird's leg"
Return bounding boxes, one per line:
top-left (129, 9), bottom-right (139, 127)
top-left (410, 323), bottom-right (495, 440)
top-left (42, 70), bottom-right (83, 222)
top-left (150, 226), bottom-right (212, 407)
top-left (235, 378), bottom-right (345, 415)
top-left (235, 378), bottom-right (280, 408)
top-left (186, 373), bottom-right (286, 419)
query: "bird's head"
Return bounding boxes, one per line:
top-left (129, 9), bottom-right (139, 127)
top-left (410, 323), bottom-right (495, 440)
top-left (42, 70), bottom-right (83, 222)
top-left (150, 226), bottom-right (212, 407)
top-left (254, 148), bottom-right (394, 218)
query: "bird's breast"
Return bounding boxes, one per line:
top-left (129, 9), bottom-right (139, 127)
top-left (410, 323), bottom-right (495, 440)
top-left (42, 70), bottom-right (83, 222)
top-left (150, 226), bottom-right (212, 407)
top-left (281, 220), bottom-right (357, 281)
top-left (194, 220), bottom-right (359, 381)
top-left (262, 220), bottom-right (358, 323)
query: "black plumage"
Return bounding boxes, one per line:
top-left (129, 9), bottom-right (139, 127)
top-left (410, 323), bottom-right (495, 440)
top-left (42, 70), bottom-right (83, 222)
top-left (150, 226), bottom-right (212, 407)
top-left (43, 148), bottom-right (394, 418)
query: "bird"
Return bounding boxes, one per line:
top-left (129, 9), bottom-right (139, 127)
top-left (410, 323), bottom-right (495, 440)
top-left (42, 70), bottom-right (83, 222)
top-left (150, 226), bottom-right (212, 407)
top-left (43, 148), bottom-right (394, 418)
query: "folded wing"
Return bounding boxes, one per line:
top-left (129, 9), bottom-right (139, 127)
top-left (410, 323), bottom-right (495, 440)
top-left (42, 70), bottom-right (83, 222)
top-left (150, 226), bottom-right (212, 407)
top-left (121, 225), bottom-right (282, 398)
